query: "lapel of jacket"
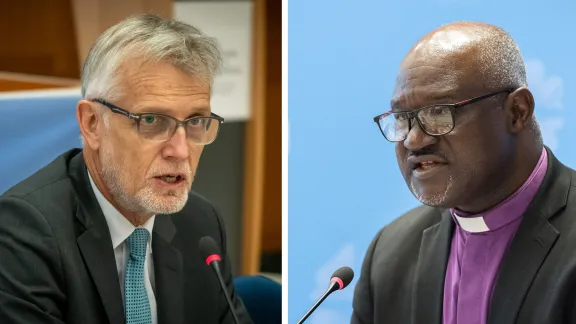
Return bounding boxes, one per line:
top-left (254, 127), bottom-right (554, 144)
top-left (488, 147), bottom-right (570, 324)
top-left (412, 209), bottom-right (455, 324)
top-left (69, 152), bottom-right (125, 324)
top-left (153, 215), bottom-right (185, 324)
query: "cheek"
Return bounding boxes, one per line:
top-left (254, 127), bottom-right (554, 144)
top-left (115, 137), bottom-right (143, 164)
top-left (188, 146), bottom-right (204, 167)
top-left (453, 110), bottom-right (508, 145)
top-left (443, 134), bottom-right (504, 181)
top-left (127, 146), bottom-right (164, 182)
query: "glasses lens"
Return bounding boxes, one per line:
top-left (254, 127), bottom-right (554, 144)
top-left (187, 117), bottom-right (220, 144)
top-left (138, 114), bottom-right (175, 141)
top-left (378, 113), bottom-right (410, 142)
top-left (137, 114), bottom-right (221, 144)
top-left (418, 106), bottom-right (453, 135)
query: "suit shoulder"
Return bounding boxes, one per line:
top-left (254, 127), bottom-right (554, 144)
top-left (1, 150), bottom-right (80, 202)
top-left (382, 205), bottom-right (444, 234)
top-left (185, 190), bottom-right (218, 214)
top-left (370, 205), bottom-right (444, 248)
top-left (171, 191), bottom-right (229, 250)
top-left (358, 205), bottom-right (446, 285)
top-left (173, 191), bottom-right (223, 230)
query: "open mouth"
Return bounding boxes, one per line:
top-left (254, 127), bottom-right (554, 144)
top-left (414, 161), bottom-right (442, 171)
top-left (155, 174), bottom-right (185, 184)
top-left (411, 161), bottom-right (448, 179)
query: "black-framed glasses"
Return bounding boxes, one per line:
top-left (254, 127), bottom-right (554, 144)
top-left (91, 98), bottom-right (224, 145)
top-left (373, 89), bottom-right (514, 142)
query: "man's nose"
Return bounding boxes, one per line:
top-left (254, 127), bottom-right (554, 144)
top-left (403, 119), bottom-right (438, 152)
top-left (162, 126), bottom-right (190, 160)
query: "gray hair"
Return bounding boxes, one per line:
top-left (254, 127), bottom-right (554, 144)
top-left (79, 14), bottom-right (221, 146)
top-left (420, 22), bottom-right (542, 146)
top-left (81, 14), bottom-right (222, 102)
top-left (468, 24), bottom-right (528, 92)
top-left (471, 24), bottom-right (543, 143)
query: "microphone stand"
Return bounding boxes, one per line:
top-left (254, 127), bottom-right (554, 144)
top-left (296, 281), bottom-right (338, 324)
top-left (212, 262), bottom-right (241, 324)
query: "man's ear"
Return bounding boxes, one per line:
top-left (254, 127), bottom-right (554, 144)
top-left (502, 87), bottom-right (535, 133)
top-left (77, 100), bottom-right (104, 150)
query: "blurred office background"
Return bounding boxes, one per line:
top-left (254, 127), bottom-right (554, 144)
top-left (0, 0), bottom-right (280, 280)
top-left (288, 0), bottom-right (575, 323)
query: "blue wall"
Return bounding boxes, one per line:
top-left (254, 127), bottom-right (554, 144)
top-left (0, 92), bottom-right (82, 194)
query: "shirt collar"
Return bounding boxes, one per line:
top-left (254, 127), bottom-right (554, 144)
top-left (88, 169), bottom-right (155, 249)
top-left (451, 147), bottom-right (548, 233)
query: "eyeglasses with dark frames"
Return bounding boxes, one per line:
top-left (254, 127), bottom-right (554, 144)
top-left (373, 89), bottom-right (514, 142)
top-left (91, 98), bottom-right (224, 145)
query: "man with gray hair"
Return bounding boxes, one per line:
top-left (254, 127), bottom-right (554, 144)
top-left (352, 22), bottom-right (576, 323)
top-left (0, 14), bottom-right (253, 324)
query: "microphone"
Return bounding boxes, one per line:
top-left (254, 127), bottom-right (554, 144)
top-left (297, 266), bottom-right (355, 324)
top-left (199, 236), bottom-right (241, 324)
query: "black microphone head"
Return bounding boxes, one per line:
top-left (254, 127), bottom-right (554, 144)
top-left (330, 266), bottom-right (354, 290)
top-left (199, 236), bottom-right (221, 265)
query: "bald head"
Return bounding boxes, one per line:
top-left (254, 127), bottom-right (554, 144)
top-left (388, 22), bottom-right (543, 213)
top-left (402, 21), bottom-right (527, 93)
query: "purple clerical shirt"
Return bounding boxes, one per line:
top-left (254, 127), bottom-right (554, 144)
top-left (442, 148), bottom-right (548, 324)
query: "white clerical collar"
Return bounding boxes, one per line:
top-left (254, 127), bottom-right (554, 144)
top-left (452, 213), bottom-right (490, 233)
top-left (451, 148), bottom-right (549, 234)
top-left (87, 169), bottom-right (155, 250)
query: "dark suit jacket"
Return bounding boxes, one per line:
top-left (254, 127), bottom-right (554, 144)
top-left (0, 149), bottom-right (253, 324)
top-left (351, 147), bottom-right (576, 324)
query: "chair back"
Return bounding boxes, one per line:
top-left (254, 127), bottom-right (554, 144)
top-left (234, 275), bottom-right (282, 324)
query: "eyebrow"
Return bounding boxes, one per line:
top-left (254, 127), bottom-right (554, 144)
top-left (136, 105), bottom-right (212, 116)
top-left (390, 94), bottom-right (457, 111)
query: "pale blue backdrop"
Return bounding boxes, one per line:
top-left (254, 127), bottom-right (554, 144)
top-left (0, 92), bottom-right (82, 194)
top-left (288, 0), bottom-right (575, 323)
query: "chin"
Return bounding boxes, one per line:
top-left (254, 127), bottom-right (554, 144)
top-left (135, 188), bottom-right (189, 215)
top-left (418, 197), bottom-right (452, 208)
top-left (410, 182), bottom-right (453, 208)
top-left (147, 196), bottom-right (188, 214)
top-left (414, 194), bottom-right (445, 207)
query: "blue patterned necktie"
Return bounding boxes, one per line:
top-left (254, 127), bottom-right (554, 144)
top-left (125, 228), bottom-right (152, 324)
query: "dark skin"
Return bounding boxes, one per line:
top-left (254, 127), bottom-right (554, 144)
top-left (392, 23), bottom-right (541, 214)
